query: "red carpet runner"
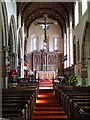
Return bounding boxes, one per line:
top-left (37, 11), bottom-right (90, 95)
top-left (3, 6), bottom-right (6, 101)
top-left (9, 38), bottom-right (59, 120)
top-left (39, 79), bottom-right (53, 90)
top-left (32, 89), bottom-right (68, 120)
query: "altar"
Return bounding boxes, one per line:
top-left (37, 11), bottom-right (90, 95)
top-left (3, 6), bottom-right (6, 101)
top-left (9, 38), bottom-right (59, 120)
top-left (36, 70), bottom-right (55, 89)
top-left (36, 70), bottom-right (55, 80)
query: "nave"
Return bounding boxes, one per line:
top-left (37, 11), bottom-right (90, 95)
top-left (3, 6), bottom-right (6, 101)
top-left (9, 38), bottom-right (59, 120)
top-left (2, 79), bottom-right (90, 120)
top-left (1, 1), bottom-right (90, 120)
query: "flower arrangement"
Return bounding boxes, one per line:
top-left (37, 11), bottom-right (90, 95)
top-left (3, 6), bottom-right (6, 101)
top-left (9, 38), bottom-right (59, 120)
top-left (68, 74), bottom-right (78, 85)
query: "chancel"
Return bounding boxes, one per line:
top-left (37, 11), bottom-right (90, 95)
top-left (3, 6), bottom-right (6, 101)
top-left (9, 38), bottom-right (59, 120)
top-left (33, 15), bottom-right (59, 75)
top-left (1, 1), bottom-right (90, 120)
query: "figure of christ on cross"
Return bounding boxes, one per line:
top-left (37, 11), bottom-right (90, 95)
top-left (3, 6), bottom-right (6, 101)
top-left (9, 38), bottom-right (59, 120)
top-left (34, 14), bottom-right (54, 50)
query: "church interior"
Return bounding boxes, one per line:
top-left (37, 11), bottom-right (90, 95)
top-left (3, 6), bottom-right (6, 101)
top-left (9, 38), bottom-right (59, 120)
top-left (0, 1), bottom-right (90, 119)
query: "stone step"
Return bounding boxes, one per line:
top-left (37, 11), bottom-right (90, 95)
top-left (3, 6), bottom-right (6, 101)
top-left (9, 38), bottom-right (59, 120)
top-left (35, 103), bottom-right (60, 107)
top-left (34, 107), bottom-right (63, 111)
top-left (32, 115), bottom-right (68, 120)
top-left (32, 89), bottom-right (68, 120)
top-left (39, 89), bottom-right (53, 93)
top-left (33, 110), bottom-right (65, 115)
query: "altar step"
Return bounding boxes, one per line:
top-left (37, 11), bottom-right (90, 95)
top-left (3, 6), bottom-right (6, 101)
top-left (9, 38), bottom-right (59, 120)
top-left (39, 79), bottom-right (53, 90)
top-left (34, 107), bottom-right (63, 111)
top-left (39, 88), bottom-right (53, 93)
top-left (39, 83), bottom-right (53, 87)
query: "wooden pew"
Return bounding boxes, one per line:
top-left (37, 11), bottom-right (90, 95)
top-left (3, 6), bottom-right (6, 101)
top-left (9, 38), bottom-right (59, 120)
top-left (63, 92), bottom-right (90, 114)
top-left (3, 88), bottom-right (37, 115)
top-left (54, 85), bottom-right (90, 119)
top-left (2, 87), bottom-right (37, 120)
top-left (62, 91), bottom-right (90, 118)
top-left (55, 85), bottom-right (90, 106)
top-left (79, 107), bottom-right (90, 120)
top-left (2, 98), bottom-right (31, 120)
top-left (4, 94), bottom-right (33, 117)
top-left (8, 84), bottom-right (39, 100)
top-left (2, 104), bottom-right (26, 120)
top-left (68, 96), bottom-right (90, 118)
top-left (74, 101), bottom-right (90, 119)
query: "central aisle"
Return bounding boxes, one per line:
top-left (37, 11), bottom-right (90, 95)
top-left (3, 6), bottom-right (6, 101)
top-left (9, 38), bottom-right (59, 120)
top-left (39, 79), bottom-right (53, 90)
top-left (32, 89), bottom-right (68, 120)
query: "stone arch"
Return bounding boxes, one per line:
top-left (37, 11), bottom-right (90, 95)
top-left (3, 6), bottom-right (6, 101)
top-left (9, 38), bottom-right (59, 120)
top-left (81, 21), bottom-right (89, 66)
top-left (8, 15), bottom-right (17, 73)
top-left (1, 2), bottom-right (8, 47)
top-left (1, 2), bottom-right (8, 64)
top-left (0, 2), bottom-right (8, 88)
top-left (81, 21), bottom-right (90, 86)
top-left (8, 15), bottom-right (16, 54)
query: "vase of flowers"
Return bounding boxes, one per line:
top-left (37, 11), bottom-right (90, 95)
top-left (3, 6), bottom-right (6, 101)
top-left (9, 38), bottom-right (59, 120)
top-left (68, 74), bottom-right (78, 86)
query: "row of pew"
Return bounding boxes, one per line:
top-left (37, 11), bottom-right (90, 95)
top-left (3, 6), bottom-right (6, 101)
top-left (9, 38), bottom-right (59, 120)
top-left (2, 83), bottom-right (39, 120)
top-left (54, 84), bottom-right (90, 119)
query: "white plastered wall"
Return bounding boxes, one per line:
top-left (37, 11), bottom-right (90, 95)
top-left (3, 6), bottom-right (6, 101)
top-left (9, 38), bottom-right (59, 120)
top-left (27, 18), bottom-right (63, 54)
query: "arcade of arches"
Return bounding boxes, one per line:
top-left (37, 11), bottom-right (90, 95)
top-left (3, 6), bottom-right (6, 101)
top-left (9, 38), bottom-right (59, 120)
top-left (0, 1), bottom-right (90, 89)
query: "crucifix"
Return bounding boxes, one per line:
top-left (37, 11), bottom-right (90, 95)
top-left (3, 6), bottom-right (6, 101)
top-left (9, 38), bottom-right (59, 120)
top-left (34, 15), bottom-right (54, 70)
top-left (34, 14), bottom-right (53, 50)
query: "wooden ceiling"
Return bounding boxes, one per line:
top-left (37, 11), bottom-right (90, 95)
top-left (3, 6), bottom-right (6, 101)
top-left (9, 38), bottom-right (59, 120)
top-left (17, 2), bottom-right (73, 31)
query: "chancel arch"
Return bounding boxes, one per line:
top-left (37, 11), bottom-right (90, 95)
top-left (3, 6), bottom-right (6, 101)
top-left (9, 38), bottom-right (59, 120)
top-left (27, 16), bottom-right (64, 74)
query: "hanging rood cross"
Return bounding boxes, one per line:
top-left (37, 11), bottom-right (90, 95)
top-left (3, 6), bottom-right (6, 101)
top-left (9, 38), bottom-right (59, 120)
top-left (34, 15), bottom-right (54, 43)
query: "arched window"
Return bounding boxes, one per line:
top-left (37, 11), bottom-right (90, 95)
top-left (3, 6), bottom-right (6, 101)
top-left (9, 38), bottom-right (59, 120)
top-left (53, 37), bottom-right (58, 51)
top-left (75, 1), bottom-right (79, 26)
top-left (82, 0), bottom-right (87, 15)
top-left (32, 36), bottom-right (37, 51)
